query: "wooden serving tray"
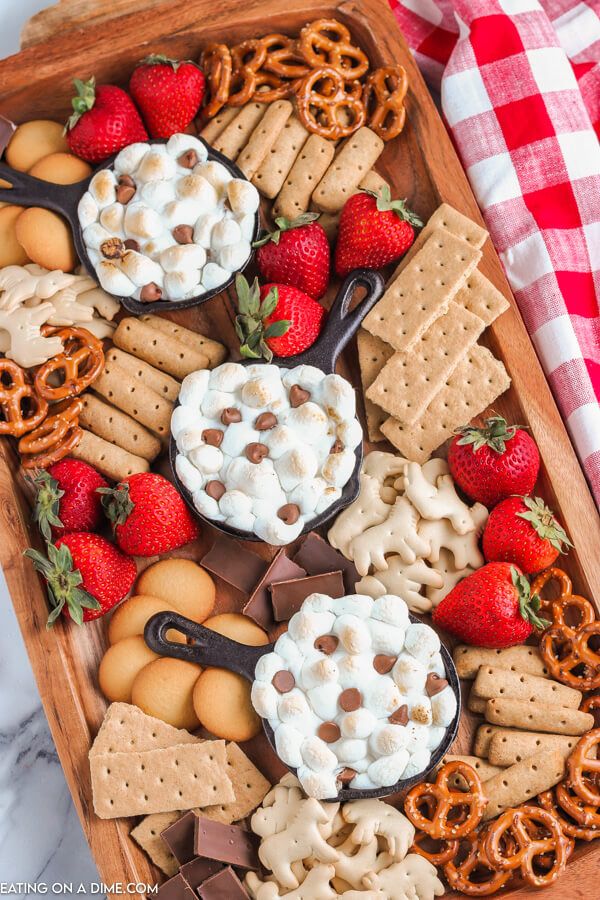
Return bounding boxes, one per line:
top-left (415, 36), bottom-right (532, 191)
top-left (1, 0), bottom-right (599, 895)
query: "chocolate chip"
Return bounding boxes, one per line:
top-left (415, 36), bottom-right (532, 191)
top-left (331, 438), bottom-right (344, 453)
top-left (139, 282), bottom-right (163, 302)
top-left (246, 442), bottom-right (268, 463)
top-left (202, 428), bottom-right (224, 448)
top-left (337, 767), bottom-right (357, 786)
top-left (425, 672), bottom-right (448, 696)
top-left (221, 407), bottom-right (242, 425)
top-left (277, 503), bottom-right (300, 525)
top-left (314, 635), bottom-right (339, 655)
top-left (389, 704), bottom-right (409, 726)
top-left (318, 722), bottom-right (341, 743)
top-left (100, 237), bottom-right (125, 259)
top-left (116, 175), bottom-right (136, 204)
top-left (119, 174), bottom-right (135, 186)
top-left (373, 654), bottom-right (396, 674)
top-left (173, 224), bottom-right (194, 244)
top-left (178, 149), bottom-right (198, 168)
top-left (339, 688), bottom-right (362, 712)
top-left (255, 412), bottom-right (277, 431)
top-left (205, 480), bottom-right (226, 501)
top-left (123, 238), bottom-right (140, 252)
top-left (289, 385), bottom-right (310, 407)
top-left (272, 670), bottom-right (295, 693)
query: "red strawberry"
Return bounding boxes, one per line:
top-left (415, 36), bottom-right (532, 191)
top-left (448, 416), bottom-right (540, 508)
top-left (99, 472), bottom-right (199, 556)
top-left (24, 534), bottom-right (136, 627)
top-left (482, 495), bottom-right (572, 574)
top-left (335, 187), bottom-right (422, 277)
top-left (29, 459), bottom-right (108, 542)
top-left (129, 55), bottom-right (205, 139)
top-left (234, 275), bottom-right (325, 361)
top-left (255, 213), bottom-right (330, 300)
top-left (66, 77), bottom-right (148, 163)
top-left (433, 562), bottom-right (549, 648)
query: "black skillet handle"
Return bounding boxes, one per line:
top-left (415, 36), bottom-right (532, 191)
top-left (292, 269), bottom-right (385, 373)
top-left (144, 611), bottom-right (273, 683)
top-left (0, 162), bottom-right (88, 225)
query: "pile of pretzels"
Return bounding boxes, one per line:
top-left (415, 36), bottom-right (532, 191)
top-left (403, 753), bottom-right (600, 895)
top-left (200, 18), bottom-right (408, 141)
top-left (0, 325), bottom-right (104, 469)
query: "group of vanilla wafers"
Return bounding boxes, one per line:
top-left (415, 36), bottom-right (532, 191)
top-left (358, 203), bottom-right (512, 462)
top-left (75, 315), bottom-right (226, 481)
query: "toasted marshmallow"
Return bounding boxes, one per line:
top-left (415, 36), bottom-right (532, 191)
top-left (161, 198), bottom-right (202, 229)
top-left (334, 595), bottom-right (373, 619)
top-left (431, 687), bottom-right (457, 727)
top-left (392, 653), bottom-right (427, 694)
top-left (275, 446), bottom-right (318, 491)
top-left (301, 736), bottom-right (338, 773)
top-left (335, 614), bottom-right (372, 655)
top-left (227, 178), bottom-right (260, 215)
top-left (363, 677), bottom-right (402, 719)
top-left (263, 424), bottom-right (296, 459)
top-left (164, 269), bottom-right (200, 299)
top-left (201, 389), bottom-right (235, 420)
top-left (218, 489), bottom-right (252, 519)
top-left (171, 404), bottom-right (198, 437)
top-left (403, 748), bottom-right (431, 780)
top-left (251, 681), bottom-right (279, 720)
top-left (336, 417), bottom-right (363, 450)
top-left (409, 698), bottom-right (433, 726)
top-left (274, 723), bottom-right (304, 768)
top-left (288, 609), bottom-right (335, 644)
top-left (219, 240), bottom-right (250, 271)
top-left (322, 449), bottom-right (356, 487)
top-left (83, 223), bottom-right (113, 251)
top-left (167, 133), bottom-right (208, 161)
top-left (307, 683), bottom-right (341, 720)
top-left (297, 767), bottom-right (338, 801)
top-left (139, 179), bottom-right (173, 209)
top-left (288, 477), bottom-right (327, 516)
top-left (202, 262), bottom-right (230, 290)
top-left (209, 362), bottom-right (247, 392)
top-left (300, 657), bottom-right (339, 690)
top-left (367, 750), bottom-right (410, 787)
top-left (287, 402), bottom-right (329, 441)
top-left (119, 250), bottom-right (164, 287)
top-left (220, 421), bottom-right (259, 457)
top-left (175, 453), bottom-right (205, 493)
top-left (404, 623), bottom-right (441, 664)
top-left (178, 369), bottom-right (210, 409)
top-left (99, 202), bottom-right (125, 233)
top-left (322, 373), bottom-right (356, 421)
top-left (227, 457), bottom-right (279, 499)
top-left (124, 203), bottom-right (163, 239)
top-left (78, 193), bottom-right (99, 229)
top-left (114, 142), bottom-right (150, 175)
top-left (341, 708), bottom-right (378, 740)
top-left (143, 233), bottom-right (176, 260)
top-left (210, 218), bottom-right (242, 251)
top-left (372, 594), bottom-right (411, 629)
top-left (193, 212), bottom-right (221, 248)
top-left (176, 427), bottom-right (205, 454)
top-left (282, 365), bottom-right (326, 394)
top-left (337, 653), bottom-right (373, 689)
top-left (335, 738), bottom-right (368, 763)
top-left (192, 488), bottom-right (224, 521)
top-left (370, 724), bottom-right (409, 756)
top-left (96, 260), bottom-right (136, 296)
top-left (177, 173), bottom-right (218, 207)
top-left (137, 149), bottom-right (177, 182)
top-left (238, 212), bottom-right (256, 241)
top-left (368, 619), bottom-right (406, 655)
top-left (188, 443), bottom-right (223, 474)
top-left (254, 515), bottom-right (304, 545)
top-left (160, 244), bottom-right (206, 272)
top-left (89, 169), bottom-right (117, 208)
top-left (242, 376), bottom-right (285, 409)
top-left (202, 160), bottom-right (232, 194)
top-left (315, 486), bottom-right (342, 514)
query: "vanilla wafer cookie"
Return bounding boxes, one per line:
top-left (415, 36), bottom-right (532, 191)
top-left (357, 328), bottom-right (394, 442)
top-left (105, 348), bottom-right (180, 401)
top-left (454, 644), bottom-right (549, 680)
top-left (367, 303), bottom-right (484, 425)
top-left (80, 393), bottom-right (161, 462)
top-left (482, 750), bottom-right (566, 821)
top-left (92, 359), bottom-right (173, 437)
top-left (114, 317), bottom-right (208, 380)
top-left (488, 730), bottom-right (580, 767)
top-left (237, 100), bottom-right (293, 180)
top-left (139, 315), bottom-right (227, 368)
top-left (212, 102), bottom-right (266, 160)
top-left (252, 113), bottom-right (310, 199)
top-left (381, 345), bottom-right (510, 463)
top-left (72, 430), bottom-right (149, 480)
top-left (312, 127), bottom-right (384, 212)
top-left (485, 698), bottom-right (593, 735)
top-left (200, 107), bottom-right (238, 145)
top-left (273, 134), bottom-right (335, 219)
top-left (473, 666), bottom-right (582, 709)
top-left (363, 228), bottom-right (482, 351)
top-left (454, 269), bottom-right (509, 326)
top-left (393, 202), bottom-right (488, 276)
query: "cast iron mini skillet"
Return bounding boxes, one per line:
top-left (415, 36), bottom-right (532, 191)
top-left (0, 139), bottom-right (260, 315)
top-left (170, 269), bottom-right (385, 542)
top-left (145, 609), bottom-right (461, 802)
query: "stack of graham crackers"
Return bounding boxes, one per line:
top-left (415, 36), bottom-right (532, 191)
top-left (89, 703), bottom-right (270, 877)
top-left (357, 204), bottom-right (511, 462)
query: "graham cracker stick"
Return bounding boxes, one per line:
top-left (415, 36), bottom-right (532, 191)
top-left (80, 393), bottom-right (162, 462)
top-left (474, 724), bottom-right (506, 759)
top-left (92, 360), bottom-right (173, 437)
top-left (212, 102), bottom-right (266, 160)
top-left (237, 99), bottom-right (293, 180)
top-left (252, 113), bottom-right (309, 199)
top-left (362, 228), bottom-right (482, 352)
top-left (72, 430), bottom-right (149, 480)
top-left (485, 698), bottom-right (594, 735)
top-left (105, 348), bottom-right (181, 401)
top-left (356, 328), bottom-right (394, 442)
top-left (488, 730), bottom-right (580, 767)
top-left (453, 644), bottom-right (549, 680)
top-left (140, 314), bottom-right (227, 368)
top-left (113, 317), bottom-right (209, 380)
top-left (482, 750), bottom-right (566, 820)
top-left (273, 134), bottom-right (335, 219)
top-left (444, 755), bottom-right (505, 787)
top-left (381, 345), bottom-right (510, 463)
top-left (199, 107), bottom-right (238, 145)
top-left (473, 665), bottom-right (582, 709)
top-left (312, 127), bottom-right (384, 212)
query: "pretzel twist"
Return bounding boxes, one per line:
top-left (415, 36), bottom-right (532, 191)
top-left (540, 622), bottom-right (600, 691)
top-left (410, 795), bottom-right (460, 865)
top-left (201, 43), bottom-right (233, 118)
top-left (404, 760), bottom-right (487, 840)
top-left (442, 831), bottom-right (513, 896)
top-left (254, 71), bottom-right (294, 103)
top-left (0, 359), bottom-right (48, 437)
top-left (532, 566), bottom-right (595, 629)
top-left (298, 18), bottom-right (369, 80)
top-left (539, 787), bottom-right (600, 840)
top-left (34, 326), bottom-right (104, 402)
top-left (262, 34), bottom-right (310, 79)
top-left (295, 65), bottom-right (366, 140)
top-left (567, 729), bottom-right (600, 805)
top-left (483, 806), bottom-right (570, 889)
top-left (363, 65), bottom-right (408, 141)
top-left (556, 779), bottom-right (600, 829)
top-left (18, 397), bottom-right (83, 469)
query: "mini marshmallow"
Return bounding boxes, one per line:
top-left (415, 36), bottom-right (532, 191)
top-left (220, 421), bottom-right (260, 457)
top-left (404, 722), bottom-right (429, 754)
top-left (119, 250), bottom-right (164, 287)
top-left (252, 492), bottom-right (287, 519)
top-left (219, 489), bottom-right (253, 519)
top-left (99, 202), bottom-right (124, 233)
top-left (255, 652), bottom-right (286, 683)
top-left (371, 594), bottom-right (411, 629)
top-left (297, 767), bottom-right (338, 801)
top-left (96, 261), bottom-right (136, 296)
top-left (263, 425), bottom-right (297, 459)
top-left (188, 443), bottom-right (223, 474)
top-left (322, 373), bottom-right (356, 421)
top-left (307, 683), bottom-right (341, 720)
top-left (315, 487), bottom-right (342, 514)
top-left (83, 223), bottom-right (113, 251)
top-left (139, 179), bottom-right (172, 209)
top-left (369, 724), bottom-right (409, 756)
top-left (164, 269), bottom-right (200, 299)
top-left (368, 619), bottom-right (406, 655)
top-left (286, 403), bottom-right (329, 441)
top-left (175, 454), bottom-right (205, 493)
top-left (334, 614), bottom-right (372, 655)
top-left (89, 169), bottom-right (117, 208)
top-left (278, 688), bottom-right (311, 724)
top-left (192, 488), bottom-right (224, 521)
top-left (202, 389), bottom-right (236, 420)
top-left (274, 633), bottom-right (305, 677)
top-left (403, 748), bottom-right (431, 780)
top-left (239, 213), bottom-right (256, 241)
top-left (363, 677), bottom-right (402, 719)
top-left (202, 160), bottom-right (233, 194)
top-left (167, 133), bottom-right (208, 161)
top-left (227, 457), bottom-right (279, 499)
top-left (301, 736), bottom-right (338, 773)
top-left (78, 193), bottom-right (99, 229)
top-left (300, 656), bottom-right (339, 690)
top-left (254, 515), bottom-right (304, 545)
top-left (176, 427), bottom-right (206, 454)
top-left (227, 178), bottom-right (260, 215)
top-left (242, 376), bottom-right (285, 409)
top-left (334, 595), bottom-right (373, 619)
top-left (251, 681), bottom-right (279, 721)
top-left (178, 369), bottom-right (210, 410)
top-left (337, 653), bottom-right (374, 690)
top-left (202, 262), bottom-right (231, 290)
top-left (210, 218), bottom-right (242, 251)
top-left (350, 773), bottom-right (377, 791)
top-left (160, 244), bottom-right (206, 272)
top-left (288, 609), bottom-right (335, 644)
top-left (162, 198), bottom-right (203, 229)
top-left (171, 404), bottom-right (199, 438)
top-left (288, 478), bottom-right (327, 516)
top-left (427, 726), bottom-right (447, 750)
top-left (137, 149), bottom-right (177, 183)
top-left (336, 417), bottom-right (363, 451)
top-left (177, 173), bottom-right (218, 207)
top-left (282, 365), bottom-right (326, 394)
top-left (275, 724), bottom-right (304, 769)
top-left (113, 142), bottom-right (149, 175)
top-left (275, 446), bottom-right (318, 491)
top-left (429, 652), bottom-right (446, 677)
top-left (340, 708), bottom-right (378, 740)
top-left (409, 698), bottom-right (433, 726)
top-left (404, 623), bottom-right (441, 664)
top-left (322, 449), bottom-right (356, 488)
top-left (219, 240), bottom-right (250, 272)
top-left (124, 203), bottom-right (163, 239)
top-left (208, 362), bottom-right (247, 393)
top-left (143, 234), bottom-right (176, 260)
top-left (335, 739), bottom-right (368, 763)
top-left (392, 654), bottom-right (427, 694)
top-left (430, 687), bottom-right (457, 727)
top-left (367, 750), bottom-right (410, 787)
top-left (194, 212), bottom-right (221, 248)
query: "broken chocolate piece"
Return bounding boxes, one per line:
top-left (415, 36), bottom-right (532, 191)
top-left (255, 412), bottom-right (277, 431)
top-left (318, 722), bottom-right (341, 743)
top-left (272, 670), bottom-right (295, 693)
top-left (197, 867), bottom-right (250, 900)
top-left (242, 548), bottom-right (306, 631)
top-left (202, 428), bottom-right (224, 448)
top-left (194, 817), bottom-right (259, 870)
top-left (205, 480), bottom-right (226, 500)
top-left (339, 688), bottom-right (362, 711)
top-left (179, 858), bottom-right (223, 891)
top-left (389, 704), bottom-right (409, 726)
top-left (157, 874), bottom-right (196, 900)
top-left (293, 532), bottom-right (358, 594)
top-left (277, 503), bottom-right (300, 525)
top-left (425, 672), bottom-right (448, 696)
top-left (314, 634), bottom-right (339, 655)
top-left (373, 654), bottom-right (396, 674)
top-left (161, 810), bottom-right (198, 865)
top-left (201, 535), bottom-right (267, 595)
top-left (270, 571), bottom-right (345, 622)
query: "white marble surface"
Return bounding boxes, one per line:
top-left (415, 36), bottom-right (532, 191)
top-left (0, 5), bottom-right (102, 894)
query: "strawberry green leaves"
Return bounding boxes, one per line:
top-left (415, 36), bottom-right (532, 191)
top-left (23, 542), bottom-right (100, 628)
top-left (454, 415), bottom-right (519, 455)
top-left (253, 212), bottom-right (321, 248)
top-left (234, 274), bottom-right (290, 363)
top-left (511, 566), bottom-right (550, 631)
top-left (517, 496), bottom-right (573, 554)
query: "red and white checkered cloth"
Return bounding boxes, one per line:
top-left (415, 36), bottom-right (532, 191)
top-left (389, 0), bottom-right (600, 509)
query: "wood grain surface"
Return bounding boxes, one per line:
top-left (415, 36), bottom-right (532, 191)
top-left (1, 0), bottom-right (599, 896)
